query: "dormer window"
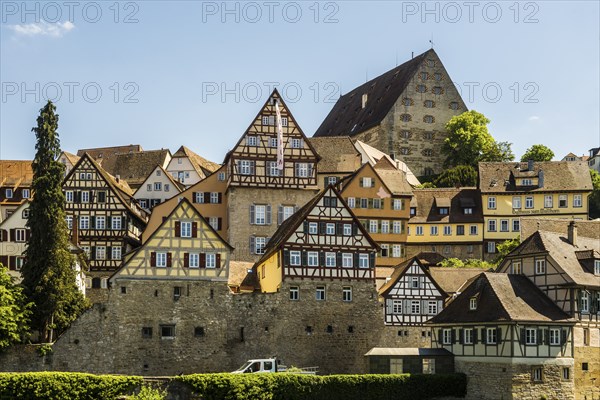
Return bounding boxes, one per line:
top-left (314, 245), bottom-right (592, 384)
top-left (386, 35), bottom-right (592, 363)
top-left (595, 260), bottom-right (600, 276)
top-left (439, 207), bottom-right (449, 215)
top-left (464, 208), bottom-right (473, 215)
top-left (410, 207), bottom-right (416, 216)
top-left (522, 179), bottom-right (532, 186)
top-left (469, 297), bottom-right (477, 310)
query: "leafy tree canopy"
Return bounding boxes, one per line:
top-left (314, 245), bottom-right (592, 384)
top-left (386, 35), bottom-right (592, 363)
top-left (520, 144), bottom-right (554, 162)
top-left (442, 110), bottom-right (514, 168)
top-left (589, 169), bottom-right (600, 219)
top-left (432, 165), bottom-right (478, 188)
top-left (0, 264), bottom-right (32, 349)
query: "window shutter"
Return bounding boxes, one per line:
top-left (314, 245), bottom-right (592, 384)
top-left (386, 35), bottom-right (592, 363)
top-left (249, 237), bottom-right (255, 254)
top-left (183, 253), bottom-right (189, 268)
top-left (90, 217), bottom-right (95, 229)
top-left (301, 251), bottom-right (307, 266)
top-left (278, 206), bottom-right (283, 225)
top-left (266, 205), bottom-right (272, 225)
top-left (324, 177), bottom-right (328, 187)
top-left (192, 192), bottom-right (197, 203)
top-left (217, 218), bottom-right (222, 230)
top-left (369, 252), bottom-right (375, 268)
top-left (249, 205), bottom-right (255, 225)
top-left (250, 161), bottom-right (255, 175)
top-left (106, 246), bottom-right (112, 259)
top-left (497, 327), bottom-right (502, 344)
top-left (175, 221), bottom-right (181, 237)
top-left (561, 329), bottom-right (567, 345)
top-left (150, 252), bottom-right (156, 267)
top-left (122, 216), bottom-right (127, 229)
top-left (283, 249), bottom-right (290, 266)
top-left (204, 192), bottom-right (210, 202)
top-left (319, 222), bottom-right (326, 234)
top-left (75, 191), bottom-right (81, 203)
top-left (451, 329), bottom-right (456, 344)
top-left (352, 223), bottom-right (358, 235)
top-left (380, 199), bottom-right (385, 209)
top-left (0, 229), bottom-right (5, 242)
top-left (308, 163), bottom-right (313, 177)
top-left (25, 229), bottom-right (31, 241)
top-left (520, 328), bottom-right (526, 345)
top-left (386, 299), bottom-right (393, 315)
top-left (543, 329), bottom-right (549, 345)
top-left (438, 329), bottom-right (443, 343)
top-left (0, 255), bottom-right (7, 267)
top-left (192, 222), bottom-right (198, 237)
top-left (200, 253), bottom-right (206, 268)
top-left (319, 251), bottom-right (325, 266)
top-left (368, 199), bottom-right (373, 209)
top-left (481, 328), bottom-right (487, 344)
top-left (336, 222), bottom-right (343, 235)
top-left (354, 253), bottom-right (359, 267)
top-left (216, 253), bottom-right (221, 268)
top-left (371, 179), bottom-right (375, 188)
top-left (303, 221), bottom-right (309, 233)
top-left (537, 329), bottom-right (543, 345)
top-left (336, 252), bottom-right (342, 266)
top-left (459, 329), bottom-right (464, 344)
top-left (218, 193), bottom-right (222, 203)
top-left (9, 229), bottom-right (15, 242)
top-left (166, 252), bottom-right (172, 267)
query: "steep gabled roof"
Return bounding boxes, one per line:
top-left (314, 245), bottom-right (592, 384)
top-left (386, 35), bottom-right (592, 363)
top-left (172, 146), bottom-right (220, 177)
top-left (504, 230), bottom-right (600, 288)
top-left (428, 267), bottom-right (485, 296)
top-left (65, 153), bottom-right (146, 223)
top-left (379, 257), bottom-right (448, 298)
top-left (255, 186), bottom-right (378, 267)
top-left (428, 272), bottom-right (574, 324)
top-left (354, 140), bottom-right (420, 186)
top-left (134, 165), bottom-right (185, 197)
top-left (60, 151), bottom-right (80, 165)
top-left (373, 158), bottom-right (414, 196)
top-left (314, 49), bottom-right (433, 137)
top-left (478, 161), bottom-right (592, 193)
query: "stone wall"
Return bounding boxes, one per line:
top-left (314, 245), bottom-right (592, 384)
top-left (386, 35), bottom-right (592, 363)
top-left (455, 359), bottom-right (575, 400)
top-left (406, 243), bottom-right (483, 261)
top-left (0, 278), bottom-right (416, 375)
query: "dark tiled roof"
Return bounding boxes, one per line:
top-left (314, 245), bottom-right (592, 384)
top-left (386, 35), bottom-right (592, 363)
top-left (415, 252), bottom-right (446, 266)
top-left (314, 49), bottom-right (433, 137)
top-left (107, 150), bottom-right (172, 187)
top-left (429, 272), bottom-right (574, 324)
top-left (520, 218), bottom-right (600, 241)
top-left (478, 161), bottom-right (592, 193)
top-left (308, 137), bottom-right (361, 173)
top-left (410, 188), bottom-right (482, 223)
top-left (379, 257), bottom-right (447, 299)
top-left (76, 145), bottom-right (143, 172)
top-left (506, 230), bottom-right (600, 288)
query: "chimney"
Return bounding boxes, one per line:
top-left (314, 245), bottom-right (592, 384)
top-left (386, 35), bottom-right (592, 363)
top-left (527, 159), bottom-right (534, 171)
top-left (538, 170), bottom-right (544, 188)
top-left (567, 221), bottom-right (578, 247)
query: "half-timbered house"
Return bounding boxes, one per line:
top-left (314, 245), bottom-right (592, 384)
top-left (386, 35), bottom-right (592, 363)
top-left (428, 272), bottom-right (576, 400)
top-left (0, 160), bottom-right (33, 222)
top-left (224, 89), bottom-right (321, 261)
top-left (58, 151), bottom-right (80, 178)
top-left (307, 137), bottom-right (362, 189)
top-left (133, 165), bottom-right (183, 211)
top-left (63, 153), bottom-right (148, 301)
top-left (166, 145), bottom-right (219, 187)
top-left (338, 157), bottom-right (413, 279)
top-left (497, 222), bottom-right (600, 399)
top-left (142, 164), bottom-right (229, 244)
top-left (0, 201), bottom-right (30, 279)
top-left (254, 186), bottom-right (378, 294)
top-left (379, 257), bottom-right (447, 326)
top-left (104, 149), bottom-right (172, 190)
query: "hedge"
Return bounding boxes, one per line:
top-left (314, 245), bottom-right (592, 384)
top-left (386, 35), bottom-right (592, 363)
top-left (175, 373), bottom-right (467, 400)
top-left (0, 372), bottom-right (143, 400)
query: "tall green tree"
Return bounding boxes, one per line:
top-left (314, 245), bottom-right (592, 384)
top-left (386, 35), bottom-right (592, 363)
top-left (589, 169), bottom-right (600, 219)
top-left (520, 144), bottom-right (554, 162)
top-left (0, 264), bottom-right (31, 349)
top-left (442, 110), bottom-right (514, 168)
top-left (21, 101), bottom-right (87, 342)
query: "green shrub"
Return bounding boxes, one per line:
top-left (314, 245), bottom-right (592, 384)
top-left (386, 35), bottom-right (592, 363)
top-left (175, 372), bottom-right (467, 400)
top-left (0, 372), bottom-right (143, 400)
top-left (128, 385), bottom-right (166, 400)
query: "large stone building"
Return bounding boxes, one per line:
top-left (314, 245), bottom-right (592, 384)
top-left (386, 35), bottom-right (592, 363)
top-left (313, 49), bottom-right (467, 178)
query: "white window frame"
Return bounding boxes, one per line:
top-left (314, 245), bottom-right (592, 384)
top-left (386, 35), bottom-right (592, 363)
top-left (393, 221), bottom-right (402, 234)
top-left (544, 195), bottom-right (553, 208)
top-left (240, 160), bottom-right (253, 175)
top-left (96, 216), bottom-right (106, 230)
top-left (180, 221), bottom-right (192, 238)
top-left (291, 138), bottom-right (302, 148)
top-left (558, 195), bottom-right (568, 208)
top-left (246, 135), bottom-right (258, 146)
top-left (442, 329), bottom-right (452, 345)
top-left (393, 199), bottom-right (402, 210)
top-left (443, 226), bottom-right (452, 236)
top-left (307, 251), bottom-right (319, 267)
top-left (486, 328), bottom-right (497, 344)
top-left (308, 222), bottom-right (318, 234)
top-left (22, 189), bottom-right (30, 198)
top-left (66, 215), bottom-right (73, 229)
top-left (369, 220), bottom-right (378, 234)
top-left (411, 300), bottom-right (420, 314)
top-left (430, 226), bottom-right (438, 235)
top-left (342, 253), bottom-right (353, 268)
top-left (154, 182), bottom-right (162, 191)
top-left (525, 328), bottom-right (537, 345)
top-left (66, 190), bottom-right (74, 202)
top-left (96, 246), bottom-right (106, 260)
top-left (189, 253), bottom-right (199, 268)
top-left (325, 252), bottom-right (336, 267)
top-left (525, 196), bottom-right (534, 209)
top-left (512, 196), bottom-right (521, 209)
top-left (156, 252), bottom-right (167, 268)
top-left (342, 286), bottom-right (352, 302)
top-left (464, 329), bottom-right (473, 344)
top-left (210, 192), bottom-right (219, 204)
top-left (487, 241), bottom-right (496, 254)
top-left (392, 300), bottom-right (402, 314)
top-left (470, 225), bottom-right (478, 235)
top-left (255, 237), bottom-right (266, 255)
top-left (289, 286), bottom-right (299, 300)
top-left (254, 205), bottom-right (266, 225)
top-left (343, 224), bottom-right (352, 236)
top-left (5, 189), bottom-right (13, 198)
top-left (573, 194), bottom-right (582, 207)
top-left (500, 219), bottom-right (509, 232)
top-left (15, 229), bottom-right (26, 242)
top-left (112, 216), bottom-right (122, 230)
top-left (205, 253), bottom-right (216, 268)
top-left (549, 329), bottom-right (560, 345)
top-left (488, 197), bottom-right (496, 209)
top-left (535, 259), bottom-right (546, 275)
top-left (469, 297), bottom-right (477, 310)
top-left (392, 245), bottom-right (402, 258)
top-left (428, 301), bottom-right (438, 315)
top-left (580, 290), bottom-right (589, 313)
top-left (290, 251), bottom-right (301, 266)
top-left (358, 253), bottom-right (369, 268)
top-left (595, 260), bottom-right (600, 276)
top-left (347, 197), bottom-right (355, 208)
top-left (511, 261), bottom-right (522, 274)
top-left (81, 191), bottom-right (90, 203)
top-left (316, 286), bottom-right (326, 301)
top-left (326, 223), bottom-right (335, 235)
top-left (112, 246), bottom-right (122, 260)
top-left (416, 226), bottom-right (423, 236)
top-left (80, 216), bottom-right (90, 230)
top-left (295, 163), bottom-right (309, 177)
top-left (488, 220), bottom-right (497, 232)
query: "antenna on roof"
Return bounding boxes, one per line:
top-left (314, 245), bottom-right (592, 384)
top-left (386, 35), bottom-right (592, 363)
top-left (411, 51), bottom-right (414, 59)
top-left (429, 34), bottom-right (434, 49)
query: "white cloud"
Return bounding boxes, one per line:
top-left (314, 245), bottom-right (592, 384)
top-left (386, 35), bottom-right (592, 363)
top-left (8, 21), bottom-right (75, 38)
top-left (528, 115), bottom-right (540, 121)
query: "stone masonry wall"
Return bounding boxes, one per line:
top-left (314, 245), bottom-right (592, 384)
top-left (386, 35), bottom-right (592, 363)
top-left (0, 278), bottom-right (415, 375)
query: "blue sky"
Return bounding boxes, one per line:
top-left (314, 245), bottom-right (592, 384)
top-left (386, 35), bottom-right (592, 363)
top-left (1, 1), bottom-right (599, 163)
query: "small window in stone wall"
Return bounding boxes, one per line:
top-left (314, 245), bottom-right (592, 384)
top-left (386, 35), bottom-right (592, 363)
top-left (194, 327), bottom-right (205, 337)
top-left (531, 367), bottom-right (543, 382)
top-left (326, 325), bottom-right (333, 334)
top-left (582, 362), bottom-right (589, 371)
top-left (120, 286), bottom-right (127, 294)
top-left (400, 114), bottom-right (412, 122)
top-left (305, 326), bottom-right (313, 335)
top-left (562, 367), bottom-right (570, 380)
top-left (347, 326), bottom-right (354, 333)
top-left (160, 325), bottom-right (175, 339)
top-left (400, 130), bottom-right (412, 139)
top-left (142, 327), bottom-right (152, 338)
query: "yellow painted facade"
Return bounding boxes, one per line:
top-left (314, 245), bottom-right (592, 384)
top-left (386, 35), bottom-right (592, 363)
top-left (407, 222), bottom-right (484, 243)
top-left (257, 251), bottom-right (281, 292)
top-left (113, 198), bottom-right (231, 282)
top-left (482, 192), bottom-right (589, 241)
